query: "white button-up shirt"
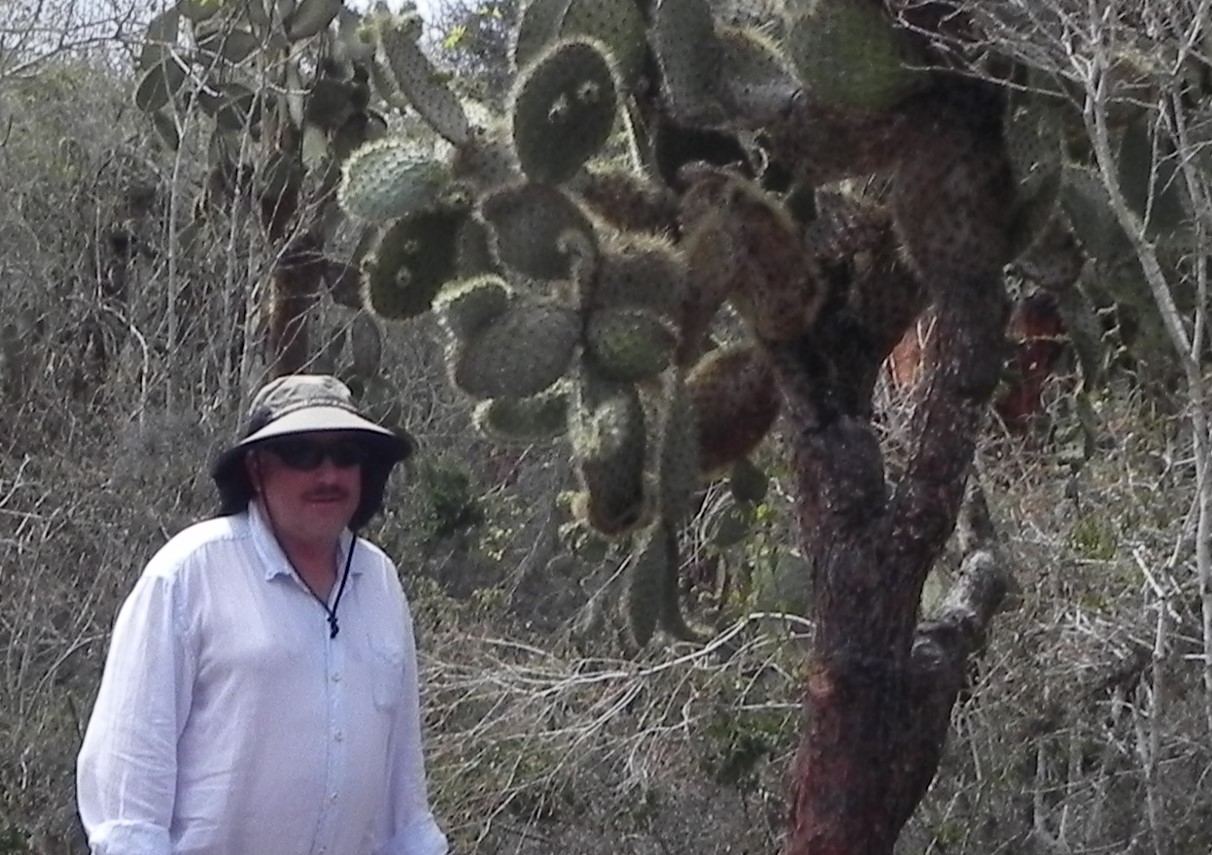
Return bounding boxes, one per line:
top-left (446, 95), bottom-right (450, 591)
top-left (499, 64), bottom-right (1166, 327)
top-left (77, 502), bottom-right (448, 855)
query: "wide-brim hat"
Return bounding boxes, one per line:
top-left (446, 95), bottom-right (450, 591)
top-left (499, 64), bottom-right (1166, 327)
top-left (211, 374), bottom-right (414, 529)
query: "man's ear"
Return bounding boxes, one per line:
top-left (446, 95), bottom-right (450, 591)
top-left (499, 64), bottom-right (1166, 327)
top-left (244, 450), bottom-right (263, 494)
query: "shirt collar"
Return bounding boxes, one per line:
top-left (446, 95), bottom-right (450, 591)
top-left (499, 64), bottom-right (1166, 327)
top-left (247, 500), bottom-right (362, 581)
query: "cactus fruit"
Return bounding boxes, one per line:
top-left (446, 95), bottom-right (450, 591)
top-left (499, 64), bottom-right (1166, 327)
top-left (513, 0), bottom-right (647, 88)
top-left (338, 136), bottom-right (451, 221)
top-left (362, 210), bottom-right (463, 321)
top-left (584, 307), bottom-right (677, 382)
top-left (433, 275), bottom-right (516, 341)
top-left (473, 385), bottom-right (570, 442)
top-left (452, 303), bottom-right (581, 399)
top-left (687, 345), bottom-right (781, 475)
top-left (785, 0), bottom-right (929, 113)
top-left (588, 235), bottom-right (688, 323)
top-left (571, 370), bottom-right (650, 536)
top-left (510, 38), bottom-right (620, 184)
top-left (479, 182), bottom-right (598, 280)
top-left (378, 15), bottom-right (470, 144)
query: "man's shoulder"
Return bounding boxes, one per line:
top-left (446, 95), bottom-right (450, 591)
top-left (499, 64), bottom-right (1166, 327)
top-left (144, 515), bottom-right (249, 579)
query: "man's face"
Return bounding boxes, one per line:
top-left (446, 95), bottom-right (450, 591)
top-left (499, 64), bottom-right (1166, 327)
top-left (246, 431), bottom-right (365, 549)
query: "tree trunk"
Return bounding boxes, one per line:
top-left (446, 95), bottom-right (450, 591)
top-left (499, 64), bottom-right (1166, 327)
top-left (771, 78), bottom-right (1020, 854)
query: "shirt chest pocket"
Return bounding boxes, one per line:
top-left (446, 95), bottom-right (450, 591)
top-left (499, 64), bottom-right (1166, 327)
top-left (370, 644), bottom-right (405, 712)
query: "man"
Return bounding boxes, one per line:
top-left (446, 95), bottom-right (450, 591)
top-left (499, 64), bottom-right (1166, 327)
top-left (77, 375), bottom-right (448, 855)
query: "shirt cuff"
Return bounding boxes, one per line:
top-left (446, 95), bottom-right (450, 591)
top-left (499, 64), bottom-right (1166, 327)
top-left (87, 820), bottom-right (172, 855)
top-left (378, 815), bottom-right (449, 855)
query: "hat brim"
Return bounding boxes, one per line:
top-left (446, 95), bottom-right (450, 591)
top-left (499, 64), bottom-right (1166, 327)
top-left (236, 405), bottom-right (408, 451)
top-left (210, 405), bottom-right (414, 508)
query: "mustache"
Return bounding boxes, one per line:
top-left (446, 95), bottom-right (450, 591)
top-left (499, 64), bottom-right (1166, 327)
top-left (303, 488), bottom-right (351, 502)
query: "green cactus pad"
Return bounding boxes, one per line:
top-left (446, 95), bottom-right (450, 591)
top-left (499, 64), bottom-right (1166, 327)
top-left (450, 128), bottom-right (522, 193)
top-left (433, 275), bottom-right (515, 340)
top-left (1054, 284), bottom-right (1106, 393)
top-left (707, 499), bottom-right (755, 548)
top-left (452, 303), bottom-right (581, 399)
top-left (657, 375), bottom-right (701, 525)
top-left (786, 0), bottom-right (928, 112)
top-left (1005, 103), bottom-right (1064, 256)
top-left (473, 385), bottom-right (571, 442)
top-left (584, 307), bottom-right (677, 382)
top-left (513, 0), bottom-right (647, 88)
top-left (361, 210), bottom-right (463, 321)
top-left (571, 369), bottom-right (650, 537)
top-left (455, 216), bottom-right (498, 278)
top-left (339, 136), bottom-right (451, 221)
top-left (624, 522), bottom-right (666, 647)
top-left (479, 182), bottom-right (598, 280)
top-left (510, 38), bottom-right (619, 184)
top-left (651, 0), bottom-right (724, 121)
top-left (348, 310), bottom-right (382, 377)
top-left (717, 25), bottom-right (798, 117)
top-left (590, 235), bottom-right (688, 322)
top-left (1117, 116), bottom-right (1188, 239)
top-left (379, 16), bottom-right (470, 144)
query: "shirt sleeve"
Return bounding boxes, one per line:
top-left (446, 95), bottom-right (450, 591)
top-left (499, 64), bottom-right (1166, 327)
top-left (376, 583), bottom-right (449, 855)
top-left (77, 566), bottom-right (195, 855)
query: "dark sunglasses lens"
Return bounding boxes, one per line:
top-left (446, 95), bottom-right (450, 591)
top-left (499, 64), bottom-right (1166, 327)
top-left (268, 439), bottom-right (365, 470)
top-left (327, 441), bottom-right (367, 467)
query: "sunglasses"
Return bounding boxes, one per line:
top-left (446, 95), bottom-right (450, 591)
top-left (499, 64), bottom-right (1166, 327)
top-left (262, 437), bottom-right (368, 471)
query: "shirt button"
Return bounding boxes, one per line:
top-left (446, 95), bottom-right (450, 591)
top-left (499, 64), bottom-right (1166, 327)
top-left (334, 730), bottom-right (344, 742)
top-left (331, 672), bottom-right (341, 683)
top-left (331, 792), bottom-right (338, 802)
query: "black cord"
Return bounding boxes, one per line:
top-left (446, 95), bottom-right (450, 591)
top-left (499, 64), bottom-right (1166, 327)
top-left (261, 499), bottom-right (356, 639)
top-left (326, 537), bottom-right (356, 638)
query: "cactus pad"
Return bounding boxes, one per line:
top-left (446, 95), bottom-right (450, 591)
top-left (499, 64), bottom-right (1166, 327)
top-left (510, 38), bottom-right (619, 184)
top-left (348, 310), bottom-right (382, 377)
top-left (717, 25), bottom-right (798, 117)
top-left (513, 0), bottom-right (647, 88)
top-left (589, 235), bottom-right (688, 323)
top-left (361, 210), bottom-right (463, 321)
top-left (728, 457), bottom-right (769, 504)
top-left (452, 303), bottom-right (580, 399)
top-left (378, 16), bottom-right (470, 144)
top-left (571, 370), bottom-right (650, 536)
top-left (651, 0), bottom-right (724, 121)
top-left (473, 385), bottom-right (571, 442)
top-left (656, 375), bottom-right (701, 525)
top-left (480, 182), bottom-right (598, 280)
top-left (584, 307), bottom-right (677, 382)
top-left (687, 345), bottom-right (781, 474)
top-left (624, 522), bottom-right (667, 647)
top-left (339, 136), bottom-right (450, 221)
top-left (786, 0), bottom-right (928, 113)
top-left (433, 275), bottom-right (516, 341)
